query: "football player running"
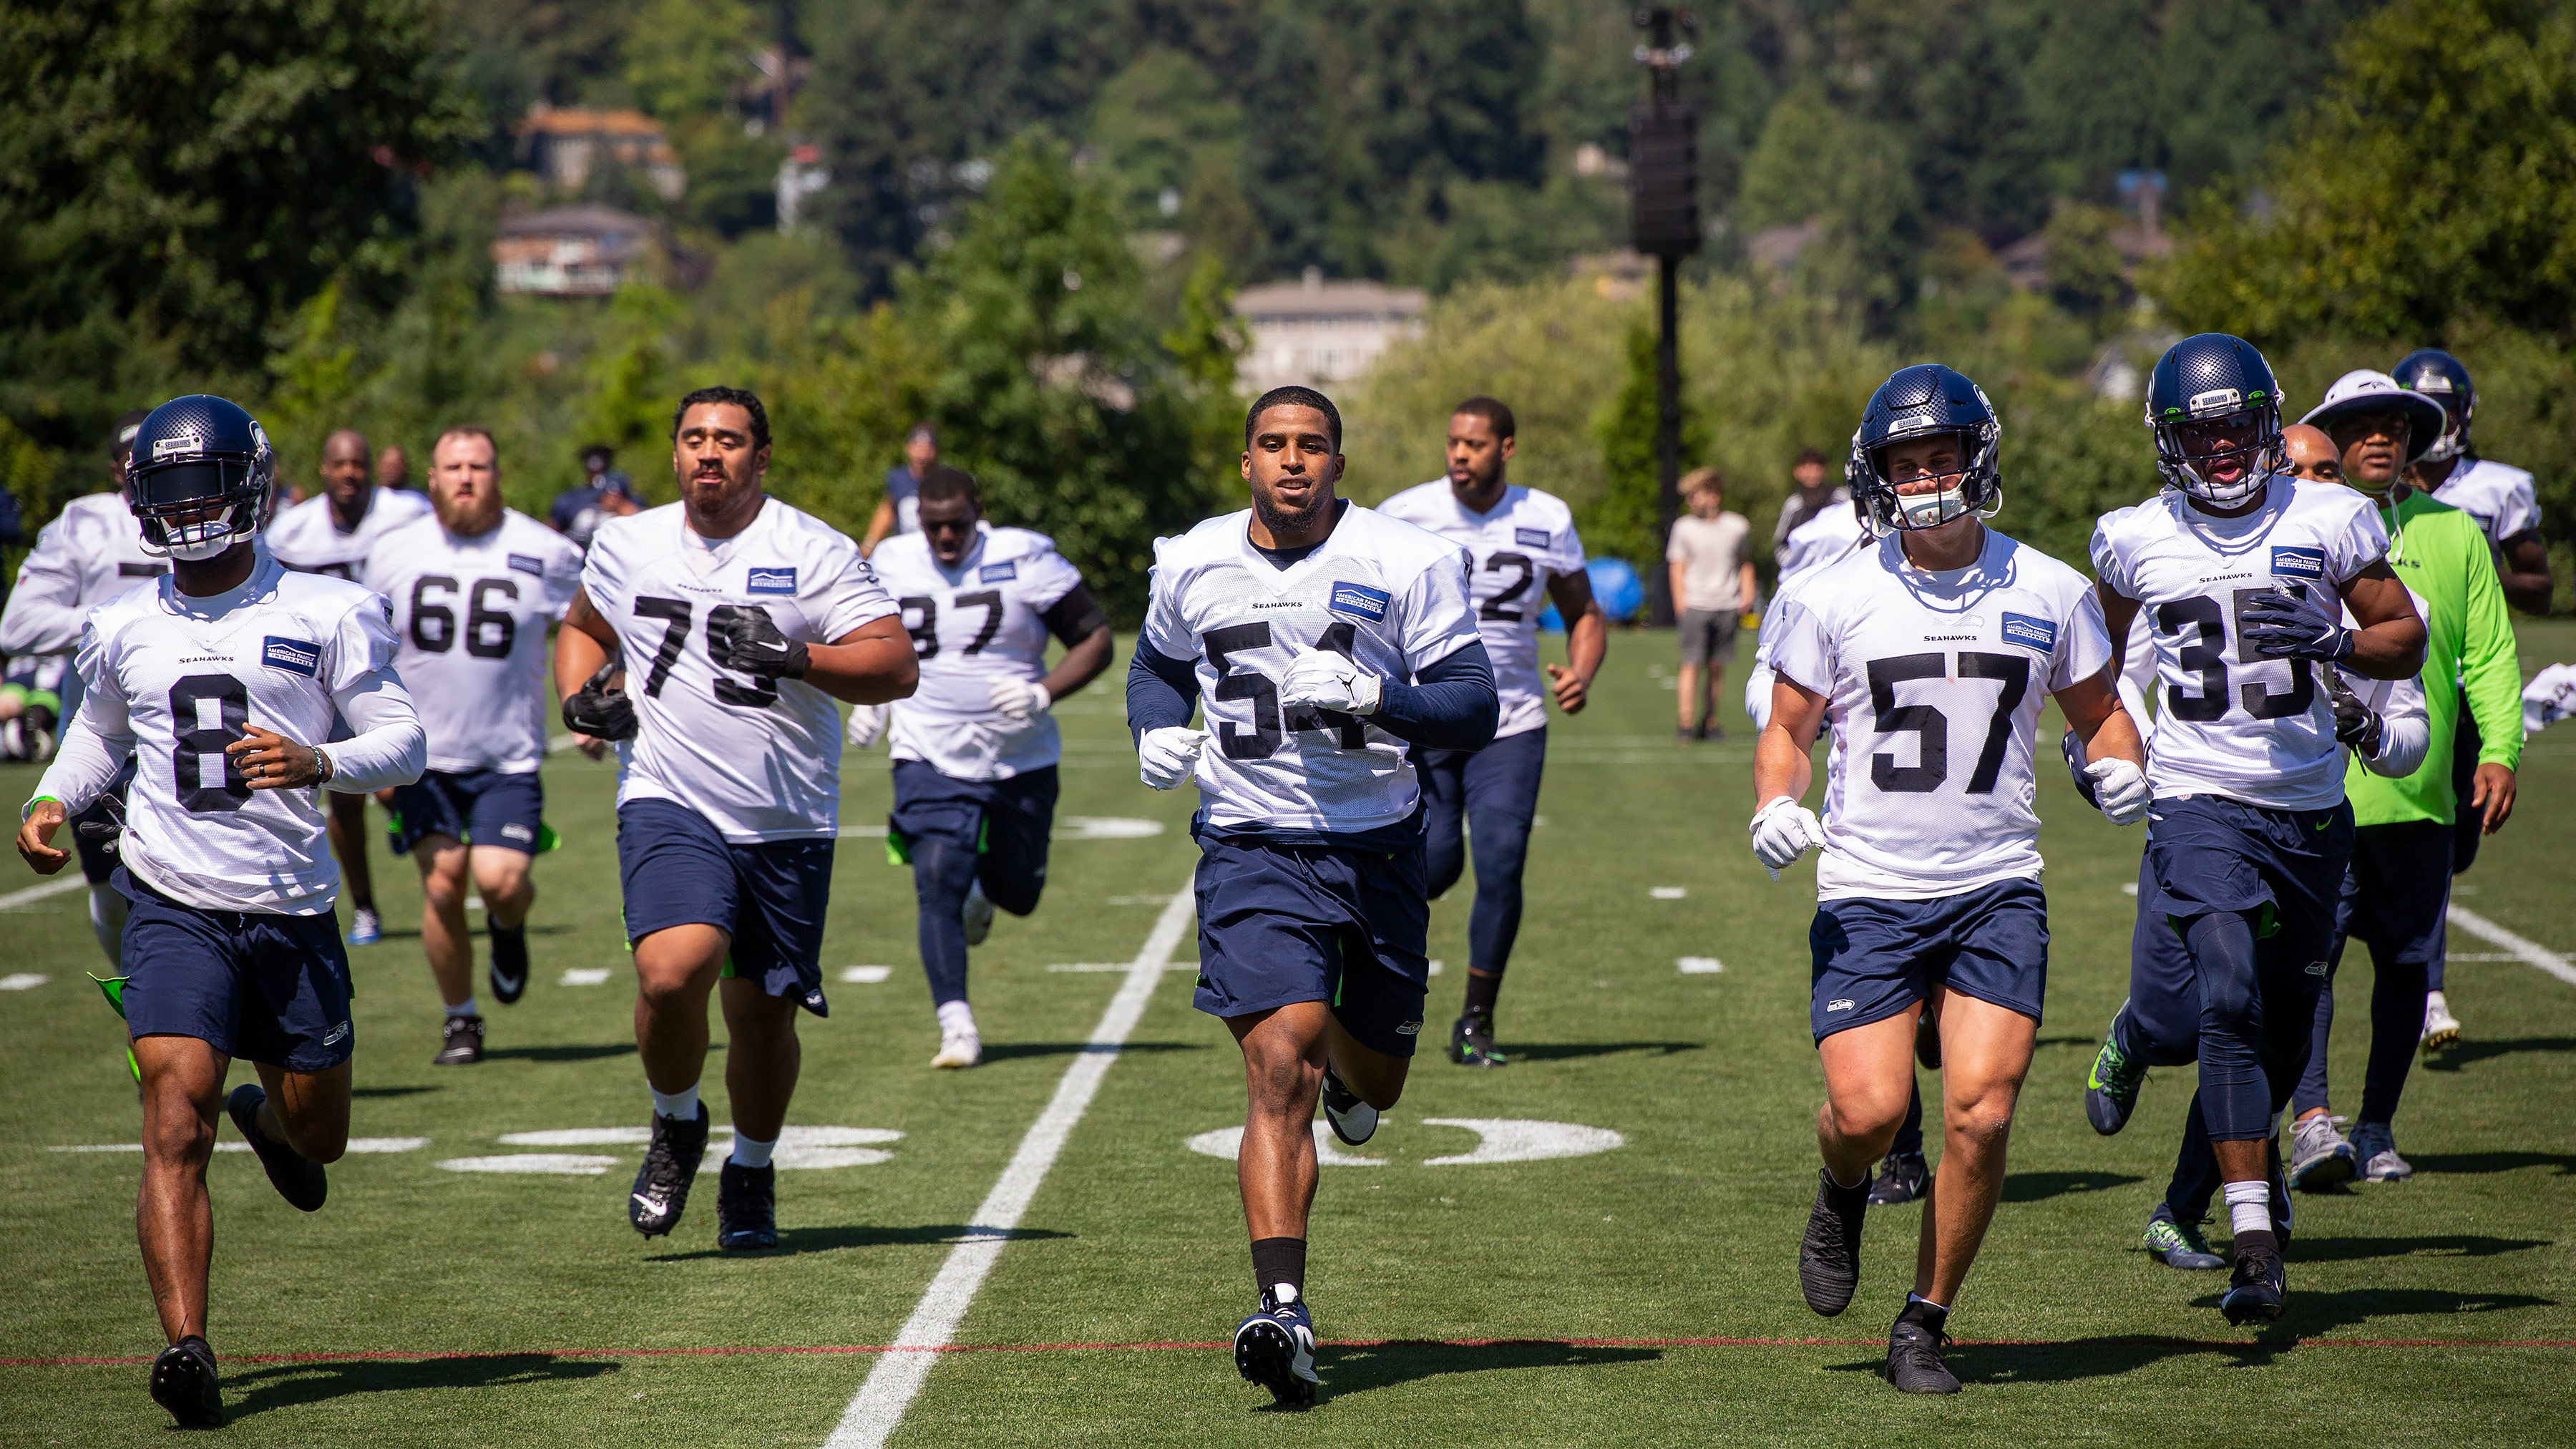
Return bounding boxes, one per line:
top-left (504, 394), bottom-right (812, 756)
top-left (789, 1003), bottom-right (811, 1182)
top-left (267, 428), bottom-right (432, 948)
top-left (1, 411), bottom-right (165, 966)
top-left (15, 396), bottom-right (426, 1428)
top-left (1127, 386), bottom-right (1496, 1406)
top-left (2079, 336), bottom-right (2425, 1327)
top-left (364, 427), bottom-right (587, 1065)
top-left (552, 387), bottom-right (914, 1252)
top-left (868, 466), bottom-right (1113, 1068)
top-left (1377, 396), bottom-right (1606, 1067)
top-left (1753, 365), bottom-right (2147, 1395)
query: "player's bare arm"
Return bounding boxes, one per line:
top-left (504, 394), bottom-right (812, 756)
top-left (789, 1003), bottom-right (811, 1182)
top-left (16, 798), bottom-right (69, 873)
top-left (2054, 672), bottom-right (2143, 768)
top-left (1040, 620), bottom-right (1115, 703)
top-left (1754, 675), bottom-right (1828, 806)
top-left (2336, 561), bottom-right (2428, 680)
top-left (2496, 529), bottom-right (2553, 616)
top-left (794, 613), bottom-right (919, 705)
top-left (228, 726), bottom-right (327, 790)
top-left (1543, 567), bottom-right (1606, 713)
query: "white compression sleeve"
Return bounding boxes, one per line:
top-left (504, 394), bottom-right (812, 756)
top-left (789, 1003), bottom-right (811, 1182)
top-left (322, 665), bottom-right (428, 793)
top-left (29, 686), bottom-right (134, 817)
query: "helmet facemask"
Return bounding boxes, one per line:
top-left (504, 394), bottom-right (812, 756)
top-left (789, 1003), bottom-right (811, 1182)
top-left (1855, 424), bottom-right (2001, 535)
top-left (2417, 391), bottom-right (2472, 465)
top-left (130, 457), bottom-right (270, 562)
top-left (2152, 397), bottom-right (2281, 507)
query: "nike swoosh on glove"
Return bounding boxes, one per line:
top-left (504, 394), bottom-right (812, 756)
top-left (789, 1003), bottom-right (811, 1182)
top-left (1277, 648), bottom-right (1382, 715)
top-left (1138, 727), bottom-right (1209, 789)
top-left (2238, 585), bottom-right (2354, 663)
top-left (2082, 757), bottom-right (2150, 826)
top-left (562, 660), bottom-right (638, 741)
top-left (710, 605), bottom-right (810, 678)
top-left (2326, 673), bottom-right (2385, 757)
top-left (848, 703), bottom-right (888, 749)
top-left (1749, 794), bottom-right (1825, 876)
top-left (990, 678), bottom-right (1052, 721)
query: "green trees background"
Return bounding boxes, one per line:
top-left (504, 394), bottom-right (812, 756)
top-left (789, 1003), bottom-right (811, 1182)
top-left (3, 0), bottom-right (2571, 613)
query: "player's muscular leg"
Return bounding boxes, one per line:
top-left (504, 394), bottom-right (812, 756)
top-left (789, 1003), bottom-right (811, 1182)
top-left (133, 1035), bottom-right (228, 1342)
top-left (1816, 1010), bottom-right (1918, 1185)
top-left (415, 836), bottom-right (474, 1007)
top-left (253, 1058), bottom-right (353, 1163)
top-left (1915, 992), bottom-right (2035, 1306)
top-left (1324, 1013), bottom-right (1408, 1111)
top-left (718, 980), bottom-right (802, 1143)
top-left (470, 845), bottom-right (535, 928)
top-left (633, 924), bottom-right (731, 1094)
top-left (1229, 1003), bottom-right (1327, 1241)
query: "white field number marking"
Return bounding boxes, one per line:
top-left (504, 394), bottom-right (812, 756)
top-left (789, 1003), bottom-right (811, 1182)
top-left (1650, 886), bottom-right (1687, 900)
top-left (1, 973), bottom-right (49, 990)
top-left (560, 968), bottom-right (612, 986)
top-left (436, 1126), bottom-right (902, 1175)
top-left (841, 965), bottom-right (893, 984)
top-left (1677, 957), bottom-right (1723, 975)
top-left (0, 877), bottom-right (85, 912)
top-left (1187, 1123), bottom-right (1385, 1167)
top-left (1184, 1118), bottom-right (1623, 1168)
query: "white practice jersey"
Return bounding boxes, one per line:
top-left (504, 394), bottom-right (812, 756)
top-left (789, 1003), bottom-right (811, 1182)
top-left (1, 494), bottom-right (170, 658)
top-left (1376, 481), bottom-right (1586, 740)
top-left (364, 510), bottom-right (582, 774)
top-left (1769, 528), bottom-right (2111, 900)
top-left (266, 487), bottom-right (432, 580)
top-left (1141, 505), bottom-right (1481, 836)
top-left (873, 525), bottom-right (1085, 781)
top-left (2092, 476), bottom-right (2393, 811)
top-left (2431, 457), bottom-right (2540, 548)
top-left (49, 560), bottom-right (414, 912)
top-left (582, 499), bottom-right (896, 841)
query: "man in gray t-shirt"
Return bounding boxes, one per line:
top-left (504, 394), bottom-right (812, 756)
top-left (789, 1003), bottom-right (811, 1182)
top-left (1666, 468), bottom-right (1756, 741)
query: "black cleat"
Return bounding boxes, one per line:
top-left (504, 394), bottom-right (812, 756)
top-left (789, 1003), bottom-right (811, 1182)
top-left (1868, 1150), bottom-right (1929, 1206)
top-left (150, 1335), bottom-right (223, 1428)
top-left (487, 923), bottom-right (529, 1005)
top-left (226, 1084), bottom-right (326, 1211)
top-left (1447, 1013), bottom-right (1508, 1068)
top-left (716, 1159), bottom-right (778, 1251)
top-left (1233, 1288), bottom-right (1319, 1407)
top-left (1319, 1064), bottom-right (1377, 1146)
top-left (1799, 1168), bottom-right (1868, 1317)
top-left (1883, 1318), bottom-right (1961, 1394)
top-left (628, 1102), bottom-right (711, 1238)
top-left (2220, 1245), bottom-right (2287, 1325)
top-left (434, 1013), bottom-right (486, 1065)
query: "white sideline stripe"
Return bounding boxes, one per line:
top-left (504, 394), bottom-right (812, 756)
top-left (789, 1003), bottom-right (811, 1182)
top-left (0, 876), bottom-right (86, 912)
top-left (824, 879), bottom-right (1196, 1449)
top-left (2445, 905), bottom-right (2576, 987)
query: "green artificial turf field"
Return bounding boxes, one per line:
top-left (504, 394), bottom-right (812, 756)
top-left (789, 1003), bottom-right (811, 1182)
top-left (3, 624), bottom-right (2572, 1446)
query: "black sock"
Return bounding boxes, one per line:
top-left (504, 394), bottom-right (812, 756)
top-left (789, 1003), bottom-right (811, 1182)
top-left (1250, 1236), bottom-right (1307, 1302)
top-left (1897, 1294), bottom-right (1948, 1336)
top-left (2234, 1228), bottom-right (2280, 1259)
top-left (1462, 970), bottom-right (1500, 1022)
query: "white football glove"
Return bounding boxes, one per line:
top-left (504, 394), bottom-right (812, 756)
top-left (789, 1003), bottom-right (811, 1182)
top-left (1750, 794), bottom-right (1825, 878)
top-left (2082, 756), bottom-right (2150, 827)
top-left (1137, 727), bottom-right (1209, 790)
top-left (1277, 648), bottom-right (1382, 716)
top-left (990, 678), bottom-right (1052, 721)
top-left (848, 703), bottom-right (889, 749)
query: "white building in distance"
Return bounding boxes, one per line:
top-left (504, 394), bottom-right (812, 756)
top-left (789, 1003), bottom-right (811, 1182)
top-left (1232, 269), bottom-right (1428, 396)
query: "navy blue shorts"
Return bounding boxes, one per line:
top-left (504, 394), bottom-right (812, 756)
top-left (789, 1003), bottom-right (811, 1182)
top-left (389, 769), bottom-right (545, 857)
top-left (114, 868), bottom-right (354, 1070)
top-left (887, 760), bottom-right (1058, 914)
top-left (1809, 878), bottom-right (2049, 1041)
top-left (74, 756), bottom-right (140, 885)
top-left (2145, 794), bottom-right (2352, 931)
top-left (1192, 833), bottom-right (1432, 1058)
top-left (617, 799), bottom-right (834, 999)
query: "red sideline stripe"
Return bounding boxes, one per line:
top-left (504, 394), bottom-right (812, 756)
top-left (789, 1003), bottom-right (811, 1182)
top-left (7, 1335), bottom-right (2573, 1368)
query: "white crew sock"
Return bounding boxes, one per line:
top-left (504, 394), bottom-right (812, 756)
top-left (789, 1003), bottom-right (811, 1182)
top-left (89, 884), bottom-right (127, 970)
top-left (730, 1132), bottom-right (776, 1169)
top-left (447, 997), bottom-right (479, 1019)
top-left (651, 1083), bottom-right (701, 1121)
top-left (937, 1000), bottom-right (977, 1036)
top-left (2224, 1179), bottom-right (2271, 1238)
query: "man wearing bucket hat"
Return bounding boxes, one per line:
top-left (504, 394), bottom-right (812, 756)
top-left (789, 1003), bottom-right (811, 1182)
top-left (2275, 370), bottom-right (2523, 1184)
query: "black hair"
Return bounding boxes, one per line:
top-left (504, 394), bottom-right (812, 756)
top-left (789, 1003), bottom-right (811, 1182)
top-left (1245, 385), bottom-right (1342, 452)
top-left (1452, 396), bottom-right (1516, 441)
top-left (112, 408), bottom-right (152, 460)
top-left (1794, 446), bottom-right (1829, 468)
top-left (672, 386), bottom-right (771, 450)
top-left (917, 465), bottom-right (980, 508)
top-left (580, 441), bottom-right (615, 465)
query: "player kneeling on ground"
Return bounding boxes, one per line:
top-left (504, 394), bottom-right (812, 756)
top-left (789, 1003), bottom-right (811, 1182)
top-left (863, 467), bottom-right (1113, 1068)
top-left (364, 426), bottom-right (588, 1065)
top-left (552, 387), bottom-right (915, 1251)
top-left (1128, 386), bottom-right (1497, 1406)
top-left (16, 396), bottom-right (426, 1428)
top-left (1752, 366), bottom-right (2148, 1394)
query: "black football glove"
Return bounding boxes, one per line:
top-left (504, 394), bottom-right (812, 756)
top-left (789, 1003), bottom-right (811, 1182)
top-left (711, 606), bottom-right (809, 679)
top-left (2061, 727), bottom-right (2100, 809)
top-left (2326, 672), bottom-right (2385, 758)
top-left (2240, 584), bottom-right (2355, 663)
top-left (73, 791), bottom-right (125, 858)
top-left (562, 660), bottom-right (638, 741)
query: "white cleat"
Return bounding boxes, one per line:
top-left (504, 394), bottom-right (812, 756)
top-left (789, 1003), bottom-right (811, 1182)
top-left (961, 882), bottom-right (995, 947)
top-left (2421, 990), bottom-right (2462, 1057)
top-left (932, 1028), bottom-right (982, 1070)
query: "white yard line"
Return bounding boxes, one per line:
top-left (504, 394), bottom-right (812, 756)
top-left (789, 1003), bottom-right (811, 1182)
top-left (822, 878), bottom-right (1197, 1449)
top-left (2446, 904), bottom-right (2576, 988)
top-left (0, 876), bottom-right (86, 912)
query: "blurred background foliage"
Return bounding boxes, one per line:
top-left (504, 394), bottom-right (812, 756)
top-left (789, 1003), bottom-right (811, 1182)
top-left (1, 0), bottom-right (2569, 614)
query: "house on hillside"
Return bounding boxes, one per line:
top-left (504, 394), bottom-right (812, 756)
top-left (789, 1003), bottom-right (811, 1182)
top-left (492, 206), bottom-right (656, 296)
top-left (518, 106), bottom-right (686, 203)
top-left (1232, 270), bottom-right (1428, 395)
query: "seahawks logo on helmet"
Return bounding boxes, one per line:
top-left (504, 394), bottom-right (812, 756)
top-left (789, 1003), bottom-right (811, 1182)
top-left (1847, 363), bottom-right (2002, 536)
top-left (125, 395), bottom-right (275, 562)
top-left (2145, 334), bottom-right (2283, 507)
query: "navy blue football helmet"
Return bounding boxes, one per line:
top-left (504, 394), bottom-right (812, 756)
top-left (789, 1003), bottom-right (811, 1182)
top-left (125, 395), bottom-right (273, 561)
top-left (2145, 333), bottom-right (2283, 507)
top-left (2391, 348), bottom-right (2474, 464)
top-left (1848, 364), bottom-right (2002, 535)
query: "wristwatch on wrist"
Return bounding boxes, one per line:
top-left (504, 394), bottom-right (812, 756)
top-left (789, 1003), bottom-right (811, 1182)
top-left (313, 747), bottom-right (336, 786)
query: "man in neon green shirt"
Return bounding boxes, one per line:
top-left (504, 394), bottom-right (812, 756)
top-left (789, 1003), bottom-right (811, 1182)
top-left (2286, 372), bottom-right (2523, 1186)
